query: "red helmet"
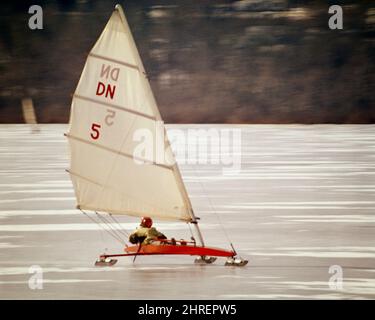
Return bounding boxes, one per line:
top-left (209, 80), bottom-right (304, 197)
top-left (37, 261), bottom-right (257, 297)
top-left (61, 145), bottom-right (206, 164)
top-left (140, 217), bottom-right (153, 228)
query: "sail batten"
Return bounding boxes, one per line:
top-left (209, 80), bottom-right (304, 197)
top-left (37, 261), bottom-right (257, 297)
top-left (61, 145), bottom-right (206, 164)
top-left (78, 205), bottom-right (190, 222)
top-left (67, 169), bottom-right (102, 187)
top-left (73, 94), bottom-right (157, 120)
top-left (66, 133), bottom-right (174, 171)
top-left (88, 52), bottom-right (139, 71)
top-left (67, 5), bottom-right (193, 222)
top-left (68, 168), bottom-right (192, 222)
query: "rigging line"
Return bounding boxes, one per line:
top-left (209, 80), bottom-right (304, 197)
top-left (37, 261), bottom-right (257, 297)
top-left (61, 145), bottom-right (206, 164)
top-left (95, 214), bottom-right (127, 246)
top-left (109, 213), bottom-right (130, 237)
top-left (97, 212), bottom-right (107, 252)
top-left (79, 209), bottom-right (125, 246)
top-left (86, 210), bottom-right (124, 245)
top-left (192, 166), bottom-right (233, 246)
top-left (94, 211), bottom-right (121, 237)
top-left (92, 211), bottom-right (127, 245)
top-left (90, 211), bottom-right (136, 263)
top-left (97, 212), bottom-right (129, 244)
top-left (105, 213), bottom-right (130, 238)
top-left (95, 211), bottom-right (127, 245)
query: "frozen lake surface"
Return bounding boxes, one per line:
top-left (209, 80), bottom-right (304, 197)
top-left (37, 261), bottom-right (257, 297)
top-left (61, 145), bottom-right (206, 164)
top-left (0, 124), bottom-right (374, 299)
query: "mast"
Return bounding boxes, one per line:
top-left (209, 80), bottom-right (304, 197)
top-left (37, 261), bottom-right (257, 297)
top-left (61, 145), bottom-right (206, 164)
top-left (115, 4), bottom-right (205, 246)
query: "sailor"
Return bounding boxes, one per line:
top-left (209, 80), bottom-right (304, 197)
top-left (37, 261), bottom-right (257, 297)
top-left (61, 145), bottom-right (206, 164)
top-left (129, 217), bottom-right (167, 245)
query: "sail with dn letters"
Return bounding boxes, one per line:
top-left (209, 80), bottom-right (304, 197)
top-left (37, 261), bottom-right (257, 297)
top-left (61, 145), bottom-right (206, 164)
top-left (66, 5), bottom-right (192, 222)
top-left (66, 4), bottom-right (247, 267)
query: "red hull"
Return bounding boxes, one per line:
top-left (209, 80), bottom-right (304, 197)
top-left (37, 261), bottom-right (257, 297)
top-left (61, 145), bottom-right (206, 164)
top-left (124, 244), bottom-right (235, 257)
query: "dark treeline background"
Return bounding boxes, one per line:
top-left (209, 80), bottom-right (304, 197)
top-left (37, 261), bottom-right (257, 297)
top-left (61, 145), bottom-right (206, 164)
top-left (0, 0), bottom-right (374, 123)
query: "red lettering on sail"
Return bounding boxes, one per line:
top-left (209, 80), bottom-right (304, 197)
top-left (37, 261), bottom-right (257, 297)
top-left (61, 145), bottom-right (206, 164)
top-left (96, 82), bottom-right (116, 100)
top-left (106, 84), bottom-right (116, 99)
top-left (96, 82), bottom-right (105, 96)
top-left (90, 123), bottom-right (101, 140)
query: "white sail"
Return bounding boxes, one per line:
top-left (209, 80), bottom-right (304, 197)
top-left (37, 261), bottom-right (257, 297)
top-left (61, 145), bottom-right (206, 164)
top-left (67, 5), bottom-right (193, 222)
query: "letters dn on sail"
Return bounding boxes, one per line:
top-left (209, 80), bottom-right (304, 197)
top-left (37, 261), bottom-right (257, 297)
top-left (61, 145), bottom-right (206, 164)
top-left (96, 64), bottom-right (120, 100)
